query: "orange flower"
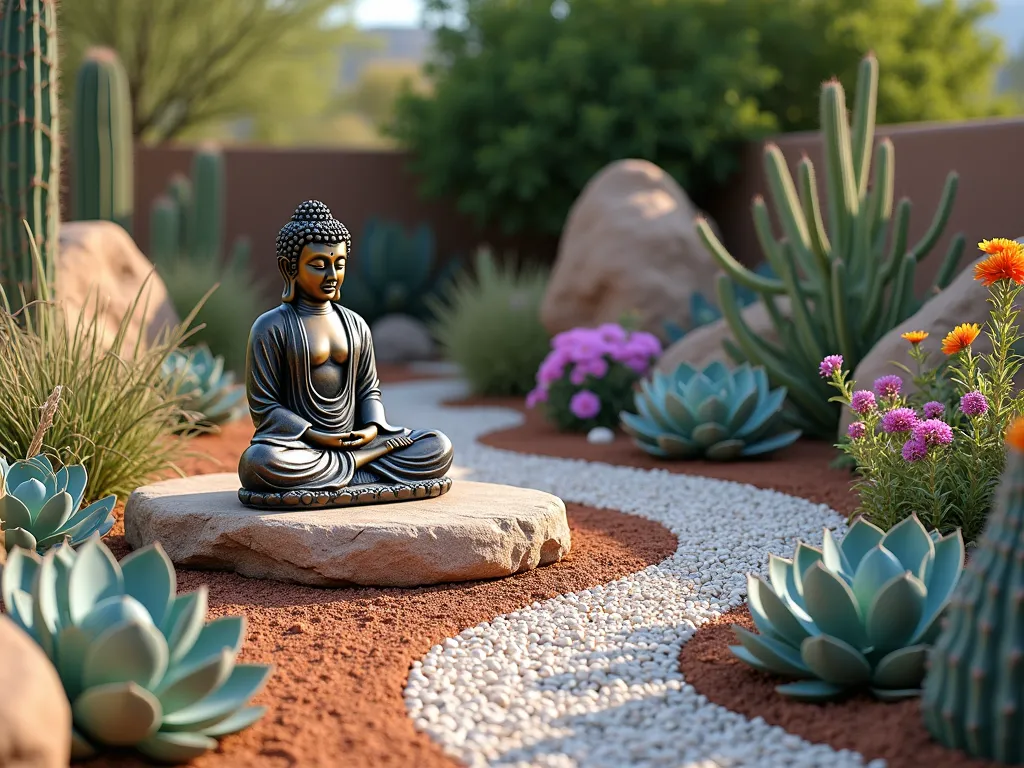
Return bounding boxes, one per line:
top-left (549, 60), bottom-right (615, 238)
top-left (975, 238), bottom-right (1024, 286)
top-left (941, 323), bottom-right (981, 355)
top-left (901, 331), bottom-right (929, 345)
top-left (1007, 418), bottom-right (1024, 452)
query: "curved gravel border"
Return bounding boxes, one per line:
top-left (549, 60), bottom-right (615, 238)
top-left (381, 379), bottom-right (880, 768)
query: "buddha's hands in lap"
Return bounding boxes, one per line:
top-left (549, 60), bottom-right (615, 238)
top-left (305, 424), bottom-right (378, 450)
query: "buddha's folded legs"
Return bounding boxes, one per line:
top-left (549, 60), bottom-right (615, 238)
top-left (238, 428), bottom-right (453, 493)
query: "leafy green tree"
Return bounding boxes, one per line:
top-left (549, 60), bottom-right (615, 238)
top-left (391, 0), bottom-right (779, 235)
top-left (59, 0), bottom-right (358, 143)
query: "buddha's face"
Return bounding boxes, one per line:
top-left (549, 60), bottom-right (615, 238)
top-left (295, 242), bottom-right (346, 302)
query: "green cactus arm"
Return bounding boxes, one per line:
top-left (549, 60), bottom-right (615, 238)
top-left (850, 54), bottom-right (879, 198)
top-left (774, 241), bottom-right (826, 366)
top-left (908, 172), bottom-right (959, 263)
top-left (697, 217), bottom-right (787, 294)
top-left (879, 198), bottom-right (912, 285)
top-left (191, 147), bottom-right (225, 262)
top-left (166, 175), bottom-right (194, 254)
top-left (854, 140), bottom-right (895, 296)
top-left (149, 196), bottom-right (181, 269)
top-left (830, 259), bottom-right (857, 362)
top-left (930, 234), bottom-right (966, 293)
top-left (820, 79), bottom-right (859, 261)
top-left (751, 197), bottom-right (820, 296)
top-left (763, 145), bottom-right (813, 254)
top-left (796, 157), bottom-right (832, 268)
top-left (869, 139), bottom-right (895, 242)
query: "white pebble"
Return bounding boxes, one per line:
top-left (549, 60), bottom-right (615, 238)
top-left (587, 426), bottom-right (616, 444)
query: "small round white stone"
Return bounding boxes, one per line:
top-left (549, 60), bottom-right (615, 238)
top-left (587, 426), bottom-right (615, 444)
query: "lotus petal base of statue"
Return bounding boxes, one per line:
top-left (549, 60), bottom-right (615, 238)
top-left (238, 476), bottom-right (452, 510)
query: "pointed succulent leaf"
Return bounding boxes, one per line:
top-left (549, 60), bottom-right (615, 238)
top-left (0, 493), bottom-right (34, 531)
top-left (58, 624), bottom-right (94, 701)
top-left (881, 515), bottom-right (935, 573)
top-left (62, 465), bottom-right (88, 511)
top-left (72, 682), bottom-right (163, 746)
top-left (801, 562), bottom-right (868, 648)
top-left (156, 647), bottom-right (234, 713)
top-left (32, 549), bottom-right (63, 657)
top-left (6, 461), bottom-right (47, 492)
top-left (70, 728), bottom-right (97, 760)
top-left (121, 544), bottom-right (177, 629)
top-left (729, 644), bottom-right (775, 673)
top-left (851, 545), bottom-right (906, 617)
top-left (46, 497), bottom-right (116, 548)
top-left (865, 572), bottom-right (926, 654)
top-left (691, 422), bottom-right (729, 449)
top-left (163, 588), bottom-right (210, 664)
top-left (820, 529), bottom-right (852, 576)
top-left (725, 388), bottom-right (759, 432)
top-left (162, 664), bottom-right (271, 731)
top-left (69, 538), bottom-right (125, 625)
top-left (734, 388), bottom-right (788, 438)
top-left (11, 478), bottom-right (48, 517)
top-left (839, 519), bottom-right (885, 571)
top-left (705, 439), bottom-right (746, 460)
top-left (136, 731), bottom-right (219, 763)
top-left (2, 546), bottom-right (40, 612)
top-left (31, 492), bottom-right (73, 540)
top-left (26, 454), bottom-right (54, 473)
top-left (775, 679), bottom-right (849, 701)
top-left (915, 530), bottom-right (965, 643)
top-left (732, 625), bottom-right (811, 676)
top-left (793, 542), bottom-right (823, 594)
top-left (4, 526), bottom-right (37, 555)
top-left (619, 411), bottom-right (663, 443)
top-left (684, 372), bottom-right (719, 405)
top-left (78, 595), bottom-right (154, 640)
top-left (176, 616), bottom-right (246, 670)
top-left (740, 430), bottom-right (802, 457)
top-left (871, 644), bottom-right (929, 690)
top-left (768, 555), bottom-right (811, 618)
top-left (200, 705), bottom-right (268, 737)
top-left (662, 391), bottom-right (698, 435)
top-left (702, 361), bottom-right (730, 382)
top-left (800, 634), bottom-right (872, 686)
top-left (747, 574), bottom-right (812, 647)
top-left (654, 434), bottom-right (700, 458)
top-left (82, 620), bottom-right (170, 690)
top-left (695, 395), bottom-right (730, 426)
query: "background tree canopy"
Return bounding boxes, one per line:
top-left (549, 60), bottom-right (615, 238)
top-left (391, 0), bottom-right (1013, 237)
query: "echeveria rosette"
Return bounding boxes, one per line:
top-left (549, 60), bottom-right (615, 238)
top-left (162, 345), bottom-right (246, 428)
top-left (1, 537), bottom-right (272, 763)
top-left (0, 454), bottom-right (116, 554)
top-left (730, 515), bottom-right (966, 702)
top-left (621, 361), bottom-right (801, 461)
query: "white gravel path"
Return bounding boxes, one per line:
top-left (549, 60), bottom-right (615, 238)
top-left (383, 379), bottom-right (881, 768)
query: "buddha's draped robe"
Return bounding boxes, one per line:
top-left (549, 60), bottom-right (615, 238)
top-left (237, 302), bottom-right (453, 492)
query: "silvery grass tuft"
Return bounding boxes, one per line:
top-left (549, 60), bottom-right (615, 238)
top-left (821, 238), bottom-right (1024, 542)
top-left (0, 223), bottom-right (214, 502)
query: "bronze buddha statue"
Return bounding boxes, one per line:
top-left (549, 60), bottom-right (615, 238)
top-left (237, 200), bottom-right (454, 509)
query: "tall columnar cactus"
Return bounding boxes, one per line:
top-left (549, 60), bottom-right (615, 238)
top-left (0, 0), bottom-right (61, 296)
top-left (697, 54), bottom-right (964, 438)
top-left (191, 146), bottom-right (224, 263)
top-left (71, 47), bottom-right (134, 233)
top-left (921, 420), bottom-right (1024, 762)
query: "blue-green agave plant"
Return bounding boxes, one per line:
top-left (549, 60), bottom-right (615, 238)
top-left (620, 361), bottom-right (801, 460)
top-left (162, 345), bottom-right (246, 427)
top-left (0, 454), bottom-right (115, 554)
top-left (731, 515), bottom-right (966, 702)
top-left (1, 536), bottom-right (272, 763)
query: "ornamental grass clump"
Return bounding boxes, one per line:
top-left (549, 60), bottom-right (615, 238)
top-left (526, 324), bottom-right (661, 431)
top-left (822, 238), bottom-right (1024, 541)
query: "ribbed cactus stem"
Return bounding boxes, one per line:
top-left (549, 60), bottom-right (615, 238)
top-left (71, 46), bottom-right (133, 233)
top-left (149, 195), bottom-right (180, 269)
top-left (922, 439), bottom-right (1024, 763)
top-left (166, 173), bottom-right (193, 255)
top-left (191, 146), bottom-right (224, 263)
top-left (0, 0), bottom-right (60, 296)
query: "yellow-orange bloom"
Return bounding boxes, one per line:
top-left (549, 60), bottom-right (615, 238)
top-left (941, 323), bottom-right (981, 355)
top-left (975, 238), bottom-right (1024, 286)
top-left (901, 331), bottom-right (929, 345)
top-left (1007, 418), bottom-right (1024, 452)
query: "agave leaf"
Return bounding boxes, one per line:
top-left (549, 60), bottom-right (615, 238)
top-left (775, 679), bottom-right (848, 701)
top-left (852, 545), bottom-right (907, 617)
top-left (32, 549), bottom-right (62, 657)
top-left (747, 575), bottom-right (812, 647)
top-left (62, 465), bottom-right (88, 511)
top-left (654, 434), bottom-right (700, 458)
top-left (839, 518), bottom-right (885, 571)
top-left (12, 478), bottom-right (49, 517)
top-left (740, 430), bottom-right (801, 457)
top-left (871, 644), bottom-right (929, 690)
top-left (200, 704), bottom-right (268, 737)
top-left (768, 554), bottom-right (811, 619)
top-left (69, 538), bottom-right (125, 625)
top-left (820, 529), bottom-right (851, 576)
top-left (4, 527), bottom-right (38, 555)
top-left (734, 388), bottom-right (787, 438)
top-left (156, 648), bottom-right (234, 714)
top-left (882, 515), bottom-right (935, 574)
top-left (71, 727), bottom-right (97, 760)
top-left (914, 530), bottom-right (966, 644)
top-left (732, 625), bottom-right (811, 676)
top-left (619, 411), bottom-right (663, 443)
top-left (6, 462), bottom-right (47, 492)
top-left (705, 439), bottom-right (746, 460)
top-left (136, 731), bottom-right (219, 762)
top-left (695, 396), bottom-right (730, 426)
top-left (121, 544), bottom-right (177, 629)
top-left (684, 372), bottom-right (719, 405)
top-left (83, 620), bottom-right (170, 690)
top-left (691, 422), bottom-right (729, 449)
top-left (637, 382), bottom-right (678, 433)
top-left (177, 616), bottom-right (246, 670)
top-left (801, 563), bottom-right (868, 649)
top-left (725, 388), bottom-right (759, 432)
top-left (866, 573), bottom-right (927, 654)
top-left (31, 492), bottom-right (73, 541)
top-left (800, 634), bottom-right (872, 686)
top-left (0, 493), bottom-right (34, 531)
top-left (702, 361), bottom-right (730, 382)
top-left (162, 665), bottom-right (271, 731)
top-left (73, 681), bottom-right (163, 746)
top-left (163, 588), bottom-right (210, 664)
top-left (662, 391), bottom-right (698, 435)
top-left (793, 542), bottom-right (823, 594)
top-left (44, 497), bottom-right (116, 548)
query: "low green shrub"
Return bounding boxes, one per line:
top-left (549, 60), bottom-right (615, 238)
top-left (428, 248), bottom-right (550, 397)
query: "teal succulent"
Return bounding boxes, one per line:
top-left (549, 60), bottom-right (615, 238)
top-left (162, 345), bottom-right (246, 427)
top-left (1, 537), bottom-right (272, 763)
top-left (0, 454), bottom-right (115, 554)
top-left (731, 515), bottom-right (966, 702)
top-left (621, 361), bottom-right (801, 460)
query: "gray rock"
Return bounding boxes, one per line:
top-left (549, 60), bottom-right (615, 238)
top-left (124, 475), bottom-right (571, 587)
top-left (0, 615), bottom-right (71, 767)
top-left (370, 313), bottom-right (436, 363)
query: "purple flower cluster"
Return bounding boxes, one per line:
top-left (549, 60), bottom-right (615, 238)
top-left (819, 355), bottom-right (844, 378)
top-left (874, 374), bottom-right (903, 399)
top-left (847, 421), bottom-right (867, 440)
top-left (922, 401), bottom-right (945, 419)
top-left (881, 407), bottom-right (918, 433)
top-left (960, 390), bottom-right (989, 417)
top-left (850, 390), bottom-right (877, 414)
top-left (526, 323), bottom-right (662, 420)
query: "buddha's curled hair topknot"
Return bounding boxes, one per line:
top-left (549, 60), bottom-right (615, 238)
top-left (275, 200), bottom-right (351, 264)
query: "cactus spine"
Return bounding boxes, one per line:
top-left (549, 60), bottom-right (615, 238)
top-left (0, 0), bottom-right (61, 296)
top-left (71, 47), bottom-right (134, 233)
top-left (697, 54), bottom-right (964, 438)
top-left (921, 427), bottom-right (1024, 763)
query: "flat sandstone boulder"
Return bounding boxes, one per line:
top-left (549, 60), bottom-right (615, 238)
top-left (124, 474), bottom-right (571, 587)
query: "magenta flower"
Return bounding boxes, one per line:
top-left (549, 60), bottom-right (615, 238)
top-left (873, 374), bottom-right (903, 399)
top-left (922, 401), bottom-right (945, 419)
top-left (552, 328), bottom-right (594, 350)
top-left (525, 387), bottom-right (547, 409)
top-left (596, 323), bottom-right (628, 343)
top-left (626, 331), bottom-right (663, 357)
top-left (819, 355), bottom-right (843, 378)
top-left (901, 437), bottom-right (929, 462)
top-left (567, 336), bottom-right (612, 364)
top-left (912, 418), bottom-right (954, 447)
top-left (537, 349), bottom-right (571, 386)
top-left (850, 390), bottom-right (877, 414)
top-left (569, 390), bottom-right (602, 420)
top-left (847, 421), bottom-right (867, 440)
top-left (881, 407), bottom-right (918, 433)
top-left (569, 357), bottom-right (610, 385)
top-left (959, 390), bottom-right (989, 417)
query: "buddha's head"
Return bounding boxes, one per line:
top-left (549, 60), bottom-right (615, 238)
top-left (275, 200), bottom-right (352, 303)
